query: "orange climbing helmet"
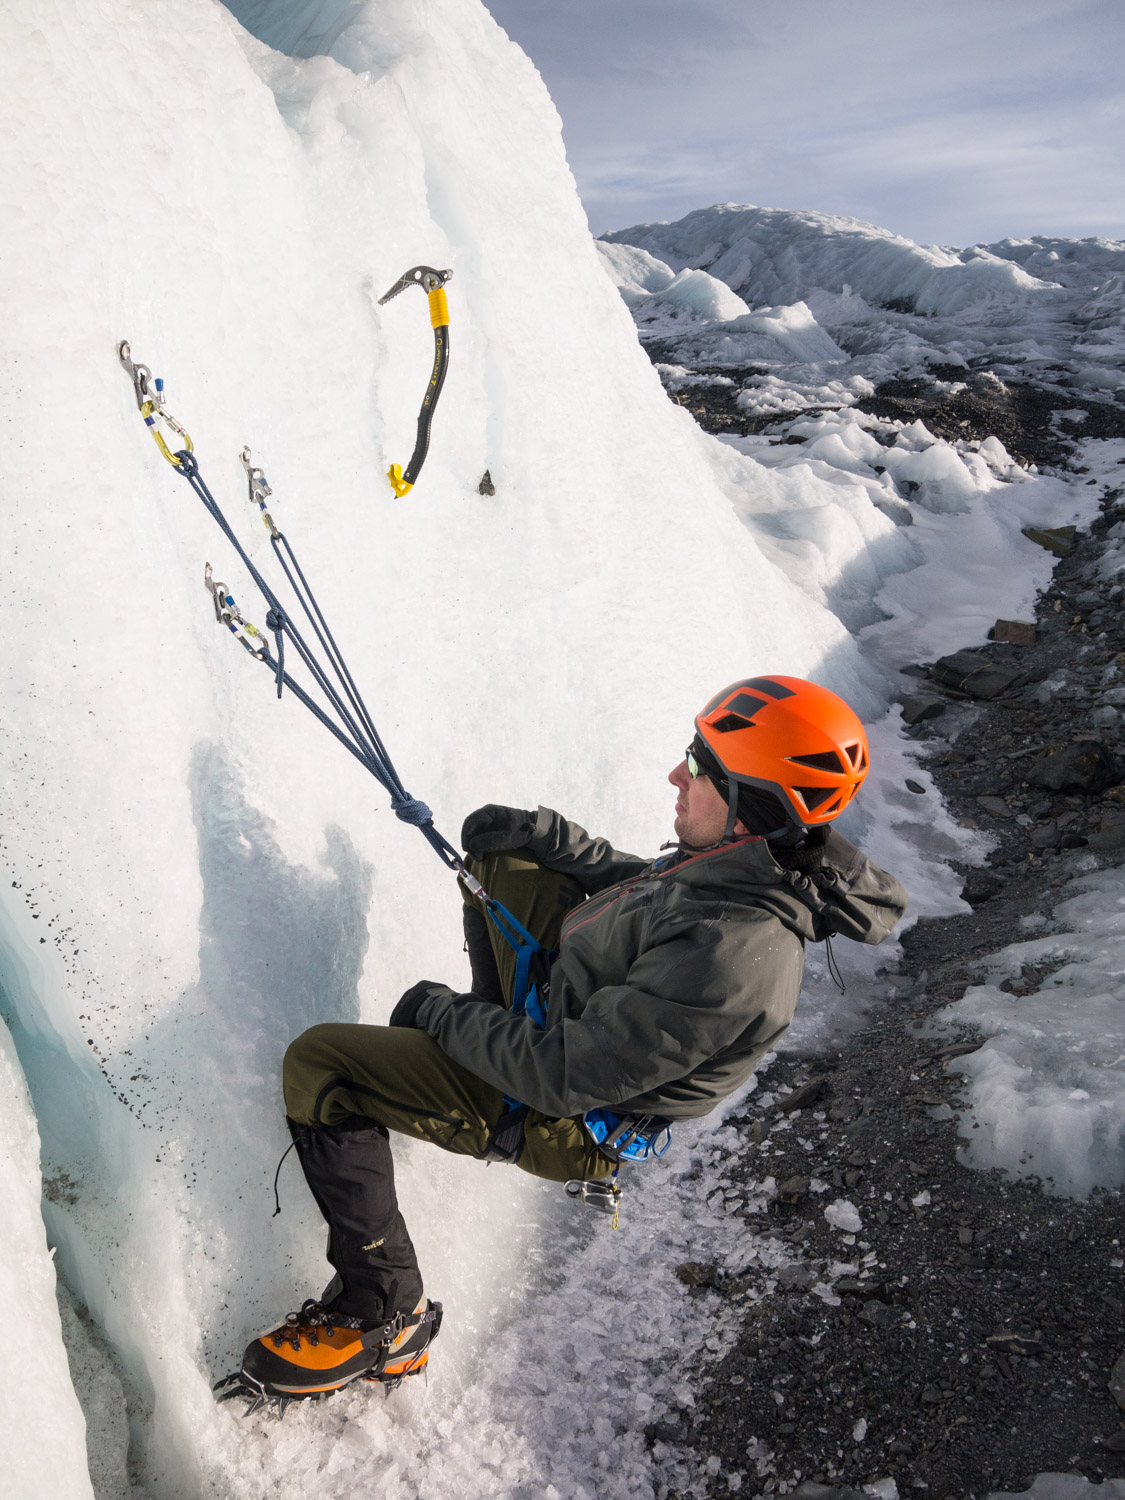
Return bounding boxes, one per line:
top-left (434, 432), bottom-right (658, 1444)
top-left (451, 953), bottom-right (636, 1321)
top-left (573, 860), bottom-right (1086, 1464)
top-left (695, 676), bottom-right (869, 830)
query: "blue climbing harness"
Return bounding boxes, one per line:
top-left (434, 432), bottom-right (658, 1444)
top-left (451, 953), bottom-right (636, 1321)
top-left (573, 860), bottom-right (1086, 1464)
top-left (483, 898), bottom-right (672, 1165)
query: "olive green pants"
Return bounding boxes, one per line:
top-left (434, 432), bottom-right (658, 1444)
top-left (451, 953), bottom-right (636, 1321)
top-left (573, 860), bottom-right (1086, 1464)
top-left (283, 852), bottom-right (618, 1184)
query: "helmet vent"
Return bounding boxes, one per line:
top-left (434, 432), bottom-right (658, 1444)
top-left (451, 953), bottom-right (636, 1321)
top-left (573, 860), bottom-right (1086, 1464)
top-left (712, 712), bottom-right (756, 733)
top-left (788, 751), bottom-right (846, 774)
top-left (795, 785), bottom-right (838, 811)
top-left (724, 692), bottom-right (769, 719)
top-left (745, 678), bottom-right (795, 700)
top-left (843, 742), bottom-right (863, 768)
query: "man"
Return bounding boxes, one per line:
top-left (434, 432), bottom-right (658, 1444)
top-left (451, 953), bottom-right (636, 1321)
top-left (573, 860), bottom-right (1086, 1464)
top-left (228, 676), bottom-right (907, 1402)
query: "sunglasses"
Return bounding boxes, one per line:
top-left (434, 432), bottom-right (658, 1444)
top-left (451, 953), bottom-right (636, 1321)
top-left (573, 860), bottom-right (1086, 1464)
top-left (685, 743), bottom-right (727, 788)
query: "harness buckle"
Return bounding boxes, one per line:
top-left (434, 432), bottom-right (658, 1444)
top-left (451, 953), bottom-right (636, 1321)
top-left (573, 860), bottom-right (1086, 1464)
top-left (481, 1101), bottom-right (529, 1164)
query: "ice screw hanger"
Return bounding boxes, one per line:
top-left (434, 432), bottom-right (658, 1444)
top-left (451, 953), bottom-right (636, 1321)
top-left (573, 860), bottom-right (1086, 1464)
top-left (118, 340), bottom-right (193, 466)
top-left (377, 265), bottom-right (452, 497)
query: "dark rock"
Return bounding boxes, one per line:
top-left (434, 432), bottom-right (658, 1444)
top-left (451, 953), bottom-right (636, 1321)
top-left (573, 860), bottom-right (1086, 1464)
top-left (780, 1077), bottom-right (828, 1113)
top-left (859, 1298), bottom-right (906, 1328)
top-left (905, 779), bottom-right (927, 794)
top-left (990, 619), bottom-right (1037, 644)
top-left (962, 869), bottom-right (1004, 903)
top-left (977, 795), bottom-right (1013, 818)
top-left (1086, 825), bottom-right (1125, 854)
top-left (1023, 524), bottom-right (1077, 556)
top-left (900, 695), bottom-right (947, 725)
top-left (774, 1174), bottom-right (811, 1204)
top-left (932, 650), bottom-right (1023, 700)
top-left (790, 1484), bottom-right (869, 1500)
top-left (1110, 1351), bottom-right (1125, 1410)
top-left (1027, 739), bottom-right (1120, 794)
top-left (933, 1042), bottom-right (982, 1060)
top-left (777, 1264), bottom-right (817, 1291)
top-left (477, 468), bottom-right (495, 496)
top-left (829, 1097), bottom-right (861, 1122)
top-left (986, 1333), bottom-right (1047, 1356)
top-left (901, 663), bottom-right (933, 679)
top-left (1105, 1431), bottom-right (1125, 1453)
top-left (674, 1261), bottom-right (718, 1288)
top-left (645, 1414), bottom-right (688, 1444)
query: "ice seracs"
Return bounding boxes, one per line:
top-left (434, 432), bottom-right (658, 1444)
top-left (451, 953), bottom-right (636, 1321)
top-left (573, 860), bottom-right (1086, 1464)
top-left (603, 202), bottom-right (1057, 318)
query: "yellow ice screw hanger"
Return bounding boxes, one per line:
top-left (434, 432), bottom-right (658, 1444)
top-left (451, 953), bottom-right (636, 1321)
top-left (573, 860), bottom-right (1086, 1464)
top-left (377, 265), bottom-right (452, 497)
top-left (118, 341), bottom-right (193, 466)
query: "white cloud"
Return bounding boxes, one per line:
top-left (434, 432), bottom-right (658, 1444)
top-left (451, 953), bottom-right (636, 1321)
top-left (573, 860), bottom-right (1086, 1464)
top-left (486, 0), bottom-right (1125, 244)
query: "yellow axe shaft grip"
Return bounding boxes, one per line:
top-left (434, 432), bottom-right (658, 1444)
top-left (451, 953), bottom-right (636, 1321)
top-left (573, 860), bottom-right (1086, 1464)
top-left (428, 287), bottom-right (449, 329)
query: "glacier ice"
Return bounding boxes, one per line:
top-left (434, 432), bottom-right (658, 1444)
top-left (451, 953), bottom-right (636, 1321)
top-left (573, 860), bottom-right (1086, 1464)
top-left (2, 1), bottom-right (1123, 1495)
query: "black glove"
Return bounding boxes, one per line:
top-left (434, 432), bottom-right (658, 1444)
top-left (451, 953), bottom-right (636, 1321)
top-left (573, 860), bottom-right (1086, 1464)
top-left (389, 980), bottom-right (454, 1030)
top-left (461, 804), bottom-right (536, 858)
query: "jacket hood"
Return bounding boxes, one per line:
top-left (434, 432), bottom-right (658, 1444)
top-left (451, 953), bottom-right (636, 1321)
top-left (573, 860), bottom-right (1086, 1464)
top-left (663, 829), bottom-right (908, 945)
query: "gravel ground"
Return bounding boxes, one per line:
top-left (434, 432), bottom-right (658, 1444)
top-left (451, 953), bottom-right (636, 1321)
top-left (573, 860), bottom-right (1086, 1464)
top-left (648, 376), bottom-right (1125, 1500)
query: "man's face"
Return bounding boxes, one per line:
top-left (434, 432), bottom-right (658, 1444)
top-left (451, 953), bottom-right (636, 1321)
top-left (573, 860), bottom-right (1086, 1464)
top-left (669, 755), bottom-right (746, 848)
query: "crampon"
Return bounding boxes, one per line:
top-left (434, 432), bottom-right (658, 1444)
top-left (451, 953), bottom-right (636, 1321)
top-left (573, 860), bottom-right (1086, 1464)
top-left (214, 1298), bottom-right (442, 1416)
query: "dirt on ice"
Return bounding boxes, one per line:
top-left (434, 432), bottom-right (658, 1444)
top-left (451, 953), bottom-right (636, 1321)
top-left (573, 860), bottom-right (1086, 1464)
top-left (651, 377), bottom-right (1125, 1500)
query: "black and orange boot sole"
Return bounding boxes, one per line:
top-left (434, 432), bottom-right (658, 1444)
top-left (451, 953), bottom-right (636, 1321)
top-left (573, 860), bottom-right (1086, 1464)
top-left (216, 1299), bottom-right (442, 1407)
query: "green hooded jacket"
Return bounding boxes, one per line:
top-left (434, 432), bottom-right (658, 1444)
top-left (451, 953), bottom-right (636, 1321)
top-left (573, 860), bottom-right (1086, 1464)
top-left (414, 807), bottom-right (908, 1121)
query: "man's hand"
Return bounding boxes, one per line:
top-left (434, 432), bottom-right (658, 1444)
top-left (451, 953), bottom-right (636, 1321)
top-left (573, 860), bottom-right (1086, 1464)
top-left (389, 981), bottom-right (488, 1029)
top-left (461, 804), bottom-right (536, 858)
top-left (389, 981), bottom-right (455, 1029)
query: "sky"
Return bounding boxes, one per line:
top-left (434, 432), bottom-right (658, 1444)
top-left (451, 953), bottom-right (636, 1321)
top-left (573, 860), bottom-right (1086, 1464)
top-left (485, 0), bottom-right (1125, 249)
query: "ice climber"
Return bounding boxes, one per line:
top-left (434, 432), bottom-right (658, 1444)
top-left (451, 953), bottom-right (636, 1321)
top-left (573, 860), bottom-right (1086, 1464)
top-left (234, 676), bottom-right (908, 1400)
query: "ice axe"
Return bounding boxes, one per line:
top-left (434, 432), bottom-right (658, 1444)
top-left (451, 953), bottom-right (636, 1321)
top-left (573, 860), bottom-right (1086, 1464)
top-left (378, 265), bottom-right (452, 497)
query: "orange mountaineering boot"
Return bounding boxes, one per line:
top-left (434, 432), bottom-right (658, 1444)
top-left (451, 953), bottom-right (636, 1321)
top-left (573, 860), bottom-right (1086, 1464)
top-left (217, 1297), bottom-right (441, 1409)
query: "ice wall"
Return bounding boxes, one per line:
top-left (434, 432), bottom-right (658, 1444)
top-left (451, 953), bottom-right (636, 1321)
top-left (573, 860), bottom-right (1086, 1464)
top-left (0, 1), bottom-right (894, 1494)
top-left (0, 1012), bottom-right (95, 1500)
